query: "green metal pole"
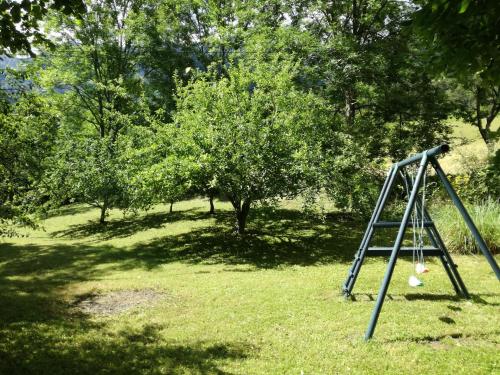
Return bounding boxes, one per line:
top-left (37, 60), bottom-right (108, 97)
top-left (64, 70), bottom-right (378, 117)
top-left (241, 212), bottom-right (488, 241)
top-left (365, 154), bottom-right (429, 340)
top-left (343, 165), bottom-right (398, 296)
top-left (430, 157), bottom-right (500, 280)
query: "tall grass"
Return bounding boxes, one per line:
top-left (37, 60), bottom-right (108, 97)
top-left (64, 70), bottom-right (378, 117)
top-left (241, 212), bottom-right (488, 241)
top-left (431, 199), bottom-right (499, 254)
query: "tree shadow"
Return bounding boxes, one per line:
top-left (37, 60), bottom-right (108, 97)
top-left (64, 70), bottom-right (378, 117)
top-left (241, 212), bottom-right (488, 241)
top-left (389, 329), bottom-right (500, 344)
top-left (387, 332), bottom-right (464, 344)
top-left (43, 204), bottom-right (95, 219)
top-left (0, 241), bottom-right (251, 374)
top-left (45, 206), bottom-right (365, 269)
top-left (0, 205), bottom-right (369, 372)
top-left (51, 208), bottom-right (208, 240)
top-left (119, 208), bottom-right (364, 269)
top-left (0, 210), bottom-right (364, 294)
top-left (439, 316), bottom-right (456, 324)
top-left (447, 304), bottom-right (462, 312)
top-left (0, 318), bottom-right (249, 374)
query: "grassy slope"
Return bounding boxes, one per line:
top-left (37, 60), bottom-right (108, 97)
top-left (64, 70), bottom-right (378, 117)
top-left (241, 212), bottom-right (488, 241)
top-left (1, 200), bottom-right (499, 374)
top-left (439, 118), bottom-right (499, 174)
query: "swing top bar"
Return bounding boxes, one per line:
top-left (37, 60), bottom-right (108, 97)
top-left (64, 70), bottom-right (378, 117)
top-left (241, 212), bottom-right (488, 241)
top-left (396, 144), bottom-right (449, 168)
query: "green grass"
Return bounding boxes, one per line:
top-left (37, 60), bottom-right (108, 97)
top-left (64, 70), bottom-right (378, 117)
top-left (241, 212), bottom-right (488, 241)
top-left (1, 199), bottom-right (499, 374)
top-left (439, 118), bottom-right (499, 174)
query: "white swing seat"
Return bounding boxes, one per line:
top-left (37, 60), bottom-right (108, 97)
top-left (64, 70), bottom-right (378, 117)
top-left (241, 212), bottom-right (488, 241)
top-left (415, 262), bottom-right (429, 274)
top-left (408, 275), bottom-right (423, 287)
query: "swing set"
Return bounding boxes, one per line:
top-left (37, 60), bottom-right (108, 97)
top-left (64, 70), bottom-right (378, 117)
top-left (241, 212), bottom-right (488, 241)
top-left (343, 144), bottom-right (500, 340)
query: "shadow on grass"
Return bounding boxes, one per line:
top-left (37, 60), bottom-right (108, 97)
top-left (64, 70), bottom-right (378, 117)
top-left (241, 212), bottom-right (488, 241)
top-left (126, 208), bottom-right (364, 269)
top-left (387, 329), bottom-right (500, 344)
top-left (348, 292), bottom-right (500, 305)
top-left (0, 318), bottom-right (249, 374)
top-left (0, 205), bottom-right (364, 373)
top-left (0, 240), bottom-right (251, 374)
top-left (51, 208), bottom-right (206, 240)
top-left (43, 204), bottom-right (96, 219)
top-left (47, 206), bottom-right (364, 268)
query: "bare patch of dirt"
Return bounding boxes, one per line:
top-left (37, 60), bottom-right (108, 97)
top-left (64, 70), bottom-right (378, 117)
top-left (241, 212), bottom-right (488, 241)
top-left (74, 289), bottom-right (168, 316)
top-left (428, 340), bottom-right (452, 350)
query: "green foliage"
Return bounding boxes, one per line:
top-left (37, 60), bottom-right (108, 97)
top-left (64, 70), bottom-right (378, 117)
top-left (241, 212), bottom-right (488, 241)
top-left (432, 199), bottom-right (499, 254)
top-left (125, 121), bottom-right (196, 211)
top-left (414, 1), bottom-right (500, 151)
top-left (294, 0), bottom-right (451, 162)
top-left (36, 0), bottom-right (153, 222)
top-left (441, 153), bottom-right (500, 202)
top-left (2, 0), bottom-right (495, 228)
top-left (486, 149), bottom-right (500, 198)
top-left (414, 0), bottom-right (500, 85)
top-left (442, 76), bottom-right (499, 152)
top-left (0, 90), bottom-right (58, 232)
top-left (0, 0), bottom-right (85, 56)
top-left (47, 135), bottom-right (130, 223)
top-left (173, 55), bottom-right (336, 233)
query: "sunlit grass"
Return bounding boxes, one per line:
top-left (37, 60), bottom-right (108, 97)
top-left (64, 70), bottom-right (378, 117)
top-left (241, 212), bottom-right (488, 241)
top-left (0, 199), bottom-right (499, 374)
top-left (439, 118), bottom-right (499, 174)
top-left (431, 199), bottom-right (500, 254)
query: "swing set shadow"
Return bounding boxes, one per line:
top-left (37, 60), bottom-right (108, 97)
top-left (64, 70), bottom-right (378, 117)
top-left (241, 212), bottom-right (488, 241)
top-left (342, 144), bottom-right (500, 340)
top-left (347, 292), bottom-right (500, 305)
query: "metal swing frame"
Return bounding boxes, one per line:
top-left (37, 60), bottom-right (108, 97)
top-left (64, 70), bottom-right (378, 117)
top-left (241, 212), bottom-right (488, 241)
top-left (342, 144), bottom-right (500, 340)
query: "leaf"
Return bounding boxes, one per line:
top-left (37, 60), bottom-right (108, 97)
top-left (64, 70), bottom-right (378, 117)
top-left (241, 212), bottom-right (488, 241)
top-left (11, 4), bottom-right (21, 23)
top-left (459, 0), bottom-right (471, 14)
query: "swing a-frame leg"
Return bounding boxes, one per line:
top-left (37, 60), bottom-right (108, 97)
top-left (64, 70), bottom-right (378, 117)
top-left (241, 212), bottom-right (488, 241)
top-left (341, 144), bottom-right (500, 340)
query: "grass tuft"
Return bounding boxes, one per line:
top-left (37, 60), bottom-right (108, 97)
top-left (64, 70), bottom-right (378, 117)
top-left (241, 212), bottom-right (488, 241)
top-left (431, 199), bottom-right (499, 254)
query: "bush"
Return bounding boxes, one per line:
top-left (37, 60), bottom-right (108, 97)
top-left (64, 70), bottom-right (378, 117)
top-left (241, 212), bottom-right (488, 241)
top-left (431, 199), bottom-right (499, 254)
top-left (442, 151), bottom-right (499, 203)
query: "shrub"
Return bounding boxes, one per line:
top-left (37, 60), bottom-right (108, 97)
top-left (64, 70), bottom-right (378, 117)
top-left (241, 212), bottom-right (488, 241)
top-left (431, 199), bottom-right (499, 254)
top-left (442, 151), bottom-right (499, 203)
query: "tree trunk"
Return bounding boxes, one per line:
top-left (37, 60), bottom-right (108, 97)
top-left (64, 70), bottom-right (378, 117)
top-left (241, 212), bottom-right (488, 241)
top-left (99, 203), bottom-right (108, 224)
top-left (484, 108), bottom-right (498, 155)
top-left (209, 194), bottom-right (215, 215)
top-left (474, 86), bottom-right (498, 156)
top-left (235, 200), bottom-right (251, 235)
top-left (345, 88), bottom-right (356, 126)
top-left (169, 201), bottom-right (174, 213)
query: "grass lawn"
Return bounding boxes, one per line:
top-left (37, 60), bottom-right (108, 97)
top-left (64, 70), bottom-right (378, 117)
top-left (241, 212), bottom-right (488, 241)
top-left (0, 199), bottom-right (499, 374)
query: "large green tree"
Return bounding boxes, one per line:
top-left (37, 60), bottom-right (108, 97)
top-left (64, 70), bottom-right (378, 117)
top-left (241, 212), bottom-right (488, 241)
top-left (294, 0), bottom-right (451, 160)
top-left (414, 0), bottom-right (500, 153)
top-left (173, 56), bottom-right (337, 233)
top-left (0, 88), bottom-right (59, 234)
top-left (39, 0), bottom-right (149, 223)
top-left (414, 0), bottom-right (500, 85)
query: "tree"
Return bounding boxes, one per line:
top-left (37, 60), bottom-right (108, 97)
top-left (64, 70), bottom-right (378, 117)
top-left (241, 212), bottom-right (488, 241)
top-left (124, 114), bottom-right (196, 214)
top-left (48, 134), bottom-right (130, 223)
top-left (413, 0), bottom-right (500, 85)
top-left (0, 0), bottom-right (85, 56)
top-left (448, 80), bottom-right (500, 153)
top-left (38, 0), bottom-right (148, 222)
top-left (0, 89), bottom-right (59, 233)
top-left (295, 0), bottom-right (451, 160)
top-left (234, 1), bottom-right (451, 214)
top-left (413, 0), bottom-right (500, 153)
top-left (173, 56), bottom-right (334, 234)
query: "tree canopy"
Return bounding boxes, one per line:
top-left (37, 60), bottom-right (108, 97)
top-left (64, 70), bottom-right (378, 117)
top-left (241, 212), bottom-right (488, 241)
top-left (0, 0), bottom-right (85, 56)
top-left (1, 0), bottom-right (498, 233)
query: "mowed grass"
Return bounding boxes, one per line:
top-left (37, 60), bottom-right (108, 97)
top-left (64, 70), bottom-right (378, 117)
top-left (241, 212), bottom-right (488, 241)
top-left (0, 199), bottom-right (499, 374)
